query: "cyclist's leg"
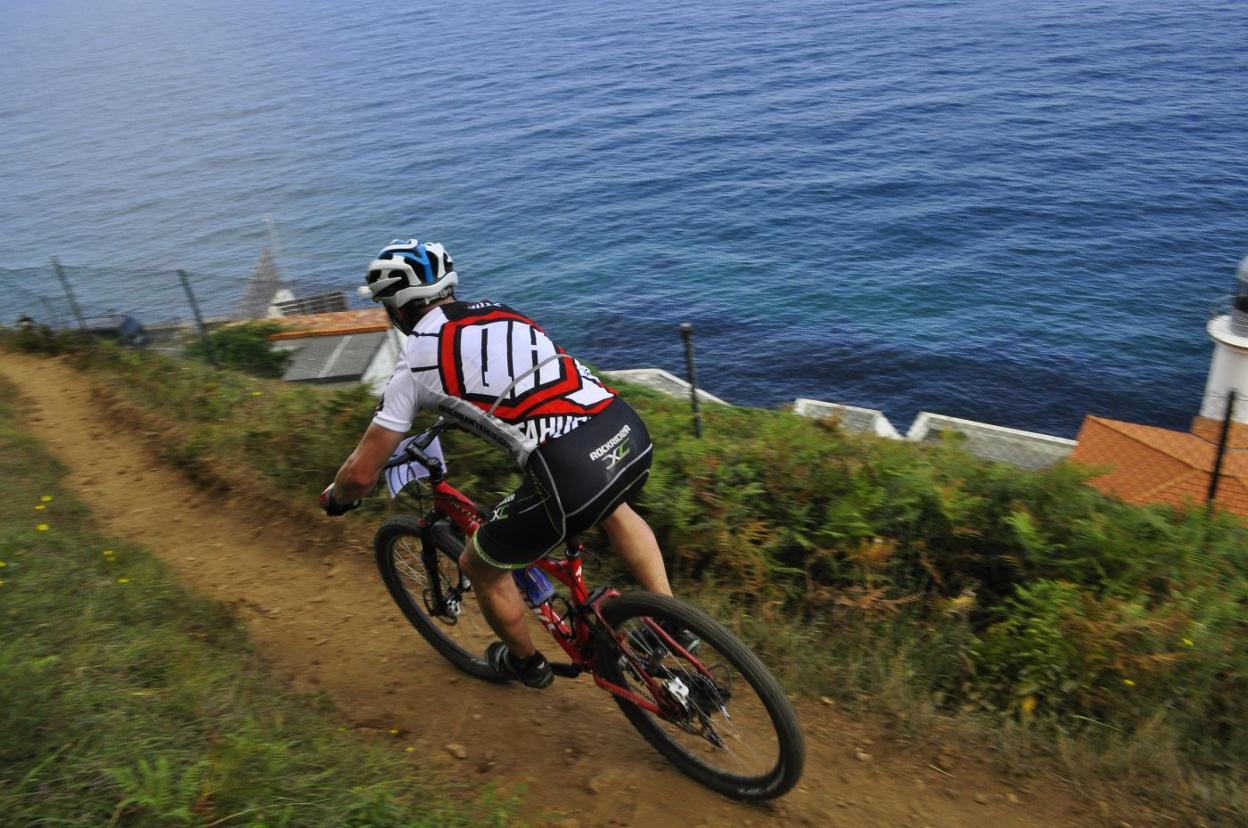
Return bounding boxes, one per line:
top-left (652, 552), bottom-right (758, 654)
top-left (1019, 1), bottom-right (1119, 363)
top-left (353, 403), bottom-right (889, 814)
top-left (602, 503), bottom-right (672, 596)
top-left (461, 472), bottom-right (564, 688)
top-left (545, 399), bottom-right (669, 595)
top-left (458, 541), bottom-right (536, 658)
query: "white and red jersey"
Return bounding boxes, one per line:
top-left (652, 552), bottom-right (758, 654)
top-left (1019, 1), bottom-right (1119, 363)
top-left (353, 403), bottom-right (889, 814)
top-left (372, 300), bottom-right (615, 467)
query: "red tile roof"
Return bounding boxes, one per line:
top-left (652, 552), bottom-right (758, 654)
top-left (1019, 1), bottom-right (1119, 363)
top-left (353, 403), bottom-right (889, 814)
top-left (1070, 415), bottom-right (1248, 518)
top-left (266, 309), bottom-right (390, 341)
top-left (1190, 416), bottom-right (1248, 449)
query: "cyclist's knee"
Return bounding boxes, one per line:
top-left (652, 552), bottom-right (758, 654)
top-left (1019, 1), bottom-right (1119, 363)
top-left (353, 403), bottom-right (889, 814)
top-left (458, 543), bottom-right (480, 577)
top-left (460, 543), bottom-right (504, 583)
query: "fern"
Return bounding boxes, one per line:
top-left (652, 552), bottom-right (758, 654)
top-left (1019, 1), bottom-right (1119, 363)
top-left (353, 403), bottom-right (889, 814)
top-left (107, 756), bottom-right (207, 824)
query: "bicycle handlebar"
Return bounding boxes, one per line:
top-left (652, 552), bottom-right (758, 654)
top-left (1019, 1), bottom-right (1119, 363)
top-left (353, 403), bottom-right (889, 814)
top-left (382, 418), bottom-right (454, 472)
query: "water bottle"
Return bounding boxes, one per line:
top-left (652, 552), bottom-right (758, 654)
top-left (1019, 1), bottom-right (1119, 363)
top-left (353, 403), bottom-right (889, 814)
top-left (512, 566), bottom-right (556, 608)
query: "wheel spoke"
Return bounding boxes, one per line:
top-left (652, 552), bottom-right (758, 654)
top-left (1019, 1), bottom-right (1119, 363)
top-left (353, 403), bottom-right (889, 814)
top-left (610, 615), bottom-right (782, 780)
top-left (394, 557), bottom-right (425, 585)
top-left (380, 523), bottom-right (499, 671)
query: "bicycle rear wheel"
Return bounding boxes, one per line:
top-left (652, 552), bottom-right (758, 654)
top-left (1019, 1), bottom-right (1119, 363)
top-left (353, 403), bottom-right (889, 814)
top-left (596, 592), bottom-right (805, 801)
top-left (374, 516), bottom-right (502, 682)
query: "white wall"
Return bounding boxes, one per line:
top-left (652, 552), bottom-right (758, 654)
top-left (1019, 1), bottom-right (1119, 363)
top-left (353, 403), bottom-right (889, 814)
top-left (361, 327), bottom-right (405, 394)
top-left (1201, 316), bottom-right (1248, 424)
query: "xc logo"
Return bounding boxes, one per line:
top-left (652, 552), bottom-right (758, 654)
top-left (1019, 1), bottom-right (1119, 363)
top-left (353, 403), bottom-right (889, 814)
top-left (601, 438), bottom-right (631, 470)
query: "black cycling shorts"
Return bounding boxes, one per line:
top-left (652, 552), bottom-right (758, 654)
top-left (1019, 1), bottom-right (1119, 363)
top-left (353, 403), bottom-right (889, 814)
top-left (472, 399), bottom-right (652, 569)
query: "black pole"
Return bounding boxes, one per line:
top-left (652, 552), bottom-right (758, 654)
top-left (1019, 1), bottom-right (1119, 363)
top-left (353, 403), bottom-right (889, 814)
top-left (1206, 389), bottom-right (1237, 515)
top-left (178, 269), bottom-right (218, 368)
top-left (51, 257), bottom-right (89, 334)
top-left (680, 322), bottom-right (703, 438)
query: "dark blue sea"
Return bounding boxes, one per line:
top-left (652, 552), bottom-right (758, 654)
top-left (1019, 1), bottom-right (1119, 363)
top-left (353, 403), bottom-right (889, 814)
top-left (3, 0), bottom-right (1246, 437)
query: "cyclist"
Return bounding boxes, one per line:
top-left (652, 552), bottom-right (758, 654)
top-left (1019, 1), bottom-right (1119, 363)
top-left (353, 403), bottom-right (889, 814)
top-left (321, 240), bottom-right (673, 689)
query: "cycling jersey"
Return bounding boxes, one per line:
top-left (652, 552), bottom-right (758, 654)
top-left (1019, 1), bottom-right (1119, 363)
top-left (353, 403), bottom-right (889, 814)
top-left (372, 300), bottom-right (616, 467)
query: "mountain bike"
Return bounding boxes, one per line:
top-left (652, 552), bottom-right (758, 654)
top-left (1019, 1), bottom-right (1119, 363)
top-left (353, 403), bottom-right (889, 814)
top-left (372, 420), bottom-right (805, 801)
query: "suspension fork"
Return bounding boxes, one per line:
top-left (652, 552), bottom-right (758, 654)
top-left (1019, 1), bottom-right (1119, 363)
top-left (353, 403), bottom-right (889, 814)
top-left (418, 512), bottom-right (459, 617)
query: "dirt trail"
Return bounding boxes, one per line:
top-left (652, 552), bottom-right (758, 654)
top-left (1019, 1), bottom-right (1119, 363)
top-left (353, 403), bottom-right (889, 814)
top-left (3, 353), bottom-right (1112, 827)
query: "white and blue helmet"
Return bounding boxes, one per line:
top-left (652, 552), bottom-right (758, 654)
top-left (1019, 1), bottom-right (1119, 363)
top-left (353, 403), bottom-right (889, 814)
top-left (365, 239), bottom-right (457, 334)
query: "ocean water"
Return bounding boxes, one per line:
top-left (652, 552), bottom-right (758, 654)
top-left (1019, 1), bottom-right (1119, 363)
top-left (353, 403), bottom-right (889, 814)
top-left (2, 0), bottom-right (1246, 437)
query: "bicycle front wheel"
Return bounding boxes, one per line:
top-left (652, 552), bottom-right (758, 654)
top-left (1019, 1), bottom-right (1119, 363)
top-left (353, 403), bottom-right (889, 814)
top-left (374, 516), bottom-right (502, 682)
top-left (595, 592), bottom-right (805, 801)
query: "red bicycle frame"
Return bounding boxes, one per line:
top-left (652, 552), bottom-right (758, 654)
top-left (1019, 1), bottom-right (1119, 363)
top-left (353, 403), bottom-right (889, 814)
top-left (419, 477), bottom-right (692, 716)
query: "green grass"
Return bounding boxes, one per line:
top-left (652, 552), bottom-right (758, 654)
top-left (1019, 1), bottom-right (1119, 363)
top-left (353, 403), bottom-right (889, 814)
top-left (0, 373), bottom-right (521, 827)
top-left (6, 330), bottom-right (1247, 821)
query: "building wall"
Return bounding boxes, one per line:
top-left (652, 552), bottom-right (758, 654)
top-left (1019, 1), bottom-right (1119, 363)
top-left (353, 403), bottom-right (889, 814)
top-left (361, 328), bottom-right (404, 394)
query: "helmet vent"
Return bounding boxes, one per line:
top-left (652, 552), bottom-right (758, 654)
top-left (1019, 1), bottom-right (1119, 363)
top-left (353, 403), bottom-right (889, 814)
top-left (367, 269), bottom-right (402, 299)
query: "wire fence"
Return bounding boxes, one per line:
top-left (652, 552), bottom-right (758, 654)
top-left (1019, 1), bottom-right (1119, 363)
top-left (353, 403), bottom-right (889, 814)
top-left (1, 264), bottom-right (248, 329)
top-left (0, 258), bottom-right (365, 354)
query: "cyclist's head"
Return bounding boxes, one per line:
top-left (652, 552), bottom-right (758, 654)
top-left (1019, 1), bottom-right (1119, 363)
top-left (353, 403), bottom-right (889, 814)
top-left (365, 239), bottom-right (457, 334)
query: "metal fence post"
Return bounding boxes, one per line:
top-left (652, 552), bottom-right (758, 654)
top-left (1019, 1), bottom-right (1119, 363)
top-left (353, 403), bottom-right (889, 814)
top-left (680, 322), bottom-right (703, 438)
top-left (1206, 389), bottom-right (1237, 515)
top-left (51, 257), bottom-right (89, 334)
top-left (177, 269), bottom-right (219, 368)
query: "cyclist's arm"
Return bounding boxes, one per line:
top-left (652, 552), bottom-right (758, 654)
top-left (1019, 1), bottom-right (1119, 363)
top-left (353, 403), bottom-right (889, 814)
top-left (329, 341), bottom-right (423, 504)
top-left (331, 422), bottom-right (406, 503)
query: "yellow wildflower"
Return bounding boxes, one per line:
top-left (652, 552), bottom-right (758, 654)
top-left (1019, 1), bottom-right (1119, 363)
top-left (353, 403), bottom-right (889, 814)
top-left (1123, 679), bottom-right (1135, 687)
top-left (35, 504), bottom-right (45, 511)
top-left (388, 728), bottom-right (399, 736)
top-left (404, 746), bottom-right (415, 753)
top-left (41, 495), bottom-right (53, 502)
top-left (251, 391), bottom-right (263, 397)
top-left (117, 577), bottom-right (130, 585)
top-left (1020, 695), bottom-right (1037, 716)
top-left (0, 561), bottom-right (6, 568)
top-left (36, 524), bottom-right (49, 532)
top-left (103, 549), bottom-right (115, 557)
top-left (1182, 638), bottom-right (1194, 648)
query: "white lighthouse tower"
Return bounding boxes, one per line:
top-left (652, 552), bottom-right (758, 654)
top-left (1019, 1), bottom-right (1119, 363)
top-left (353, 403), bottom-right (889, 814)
top-left (1200, 255), bottom-right (1248, 424)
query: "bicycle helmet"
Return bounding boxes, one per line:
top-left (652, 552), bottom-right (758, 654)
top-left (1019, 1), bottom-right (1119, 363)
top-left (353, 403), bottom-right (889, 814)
top-left (365, 240), bottom-right (458, 334)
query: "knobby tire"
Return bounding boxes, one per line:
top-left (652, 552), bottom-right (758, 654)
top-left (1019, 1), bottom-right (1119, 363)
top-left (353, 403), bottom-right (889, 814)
top-left (596, 592), bottom-right (805, 801)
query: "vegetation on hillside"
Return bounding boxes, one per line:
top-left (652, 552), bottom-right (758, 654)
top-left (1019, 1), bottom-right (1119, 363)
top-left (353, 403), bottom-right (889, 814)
top-left (0, 368), bottom-right (519, 826)
top-left (6, 330), bottom-right (1246, 819)
top-left (187, 321), bottom-right (294, 378)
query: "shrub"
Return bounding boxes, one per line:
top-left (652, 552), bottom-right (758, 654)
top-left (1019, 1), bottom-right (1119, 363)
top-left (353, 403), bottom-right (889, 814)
top-left (186, 321), bottom-right (293, 378)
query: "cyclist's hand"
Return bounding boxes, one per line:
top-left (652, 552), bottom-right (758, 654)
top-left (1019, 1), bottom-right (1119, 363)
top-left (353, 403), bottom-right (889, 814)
top-left (319, 483), bottom-right (361, 517)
